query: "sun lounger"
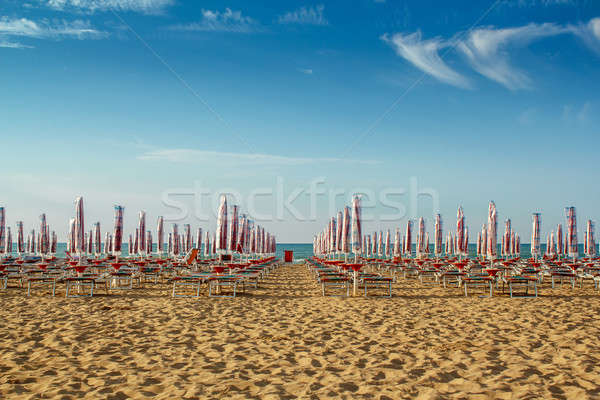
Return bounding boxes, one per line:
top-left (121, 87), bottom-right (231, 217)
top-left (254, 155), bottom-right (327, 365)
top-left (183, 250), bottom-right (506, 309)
top-left (361, 276), bottom-right (393, 297)
top-left (508, 276), bottom-right (538, 298)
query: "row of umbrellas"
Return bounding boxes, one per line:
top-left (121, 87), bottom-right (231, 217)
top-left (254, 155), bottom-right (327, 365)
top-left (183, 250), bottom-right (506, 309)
top-left (314, 198), bottom-right (595, 260)
top-left (0, 195), bottom-right (277, 258)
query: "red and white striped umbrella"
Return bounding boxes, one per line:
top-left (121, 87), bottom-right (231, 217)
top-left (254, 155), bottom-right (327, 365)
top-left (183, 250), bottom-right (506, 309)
top-left (157, 216), bottom-right (164, 254)
top-left (0, 207), bottom-right (5, 254)
top-left (87, 230), bottom-right (93, 254)
top-left (556, 224), bottom-right (564, 257)
top-left (216, 195), bottom-right (228, 252)
top-left (329, 217), bottom-right (337, 253)
top-left (516, 234), bottom-right (521, 256)
top-left (16, 221), bottom-right (24, 254)
top-left (104, 232), bottom-right (111, 254)
top-left (260, 226), bottom-right (266, 254)
top-left (417, 217), bottom-right (426, 256)
top-left (5, 227), bottom-right (11, 254)
top-left (434, 214), bottom-right (442, 256)
top-left (503, 219), bottom-right (511, 256)
top-left (394, 228), bottom-right (401, 257)
top-left (341, 207), bottom-right (350, 254)
top-left (138, 211), bottom-right (146, 255)
top-left (51, 231), bottom-right (57, 254)
top-left (404, 220), bottom-right (413, 256)
top-left (510, 231), bottom-right (516, 256)
top-left (565, 207), bottom-right (578, 258)
top-left (481, 224), bottom-right (487, 258)
top-left (585, 220), bottom-right (595, 257)
top-left (531, 213), bottom-right (541, 259)
top-left (184, 224), bottom-right (191, 253)
top-left (229, 205), bottom-right (239, 253)
top-left (93, 222), bottom-right (101, 255)
top-left (477, 232), bottom-right (482, 256)
top-left (385, 230), bottom-right (391, 257)
top-left (351, 196), bottom-right (362, 256)
top-left (146, 231), bottom-right (152, 254)
top-left (128, 234), bottom-right (133, 255)
top-left (336, 211), bottom-right (343, 253)
top-left (487, 201), bottom-right (497, 259)
top-left (134, 228), bottom-right (140, 255)
top-left (204, 230), bottom-right (210, 257)
top-left (196, 227), bottom-right (203, 252)
top-left (74, 197), bottom-right (85, 255)
top-left (464, 228), bottom-right (468, 257)
top-left (425, 232), bottom-right (430, 255)
top-left (113, 206), bottom-right (124, 255)
top-left (366, 234), bottom-right (372, 257)
top-left (172, 224), bottom-right (179, 255)
top-left (377, 230), bottom-right (383, 256)
top-left (39, 213), bottom-right (48, 254)
top-left (456, 207), bottom-right (465, 256)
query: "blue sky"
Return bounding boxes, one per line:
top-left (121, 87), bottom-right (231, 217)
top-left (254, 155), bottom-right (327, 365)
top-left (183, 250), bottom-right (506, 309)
top-left (1, 0), bottom-right (599, 243)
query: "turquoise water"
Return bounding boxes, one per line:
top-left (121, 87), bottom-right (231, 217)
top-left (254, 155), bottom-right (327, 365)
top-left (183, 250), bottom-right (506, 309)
top-left (5, 243), bottom-right (589, 261)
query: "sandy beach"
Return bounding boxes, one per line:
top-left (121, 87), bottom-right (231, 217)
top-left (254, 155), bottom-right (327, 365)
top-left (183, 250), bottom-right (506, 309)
top-left (1, 263), bottom-right (600, 399)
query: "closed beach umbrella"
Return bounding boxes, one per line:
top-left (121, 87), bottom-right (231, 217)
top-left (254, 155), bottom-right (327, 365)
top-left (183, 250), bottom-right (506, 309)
top-left (172, 224), bottom-right (179, 256)
top-left (586, 220), bottom-right (595, 257)
top-left (477, 232), bottom-right (482, 256)
top-left (229, 205), bottom-right (239, 253)
top-left (487, 201), bottom-right (497, 259)
top-left (146, 231), bottom-right (152, 254)
top-left (336, 211), bottom-right (343, 253)
top-left (74, 197), bottom-right (85, 256)
top-left (87, 230), bottom-right (93, 254)
top-left (393, 228), bottom-right (401, 257)
top-left (16, 221), bottom-right (24, 254)
top-left (5, 227), bottom-right (12, 254)
top-left (378, 230), bottom-right (384, 257)
top-left (184, 224), bottom-right (191, 253)
top-left (196, 227), bottom-right (203, 252)
top-left (51, 231), bottom-right (57, 254)
top-left (93, 222), bottom-right (101, 255)
top-left (565, 207), bottom-right (578, 258)
top-left (556, 224), bottom-right (564, 257)
top-left (405, 220), bottom-right (413, 257)
top-left (113, 206), bottom-right (124, 255)
top-left (216, 195), bottom-right (228, 252)
top-left (504, 219), bottom-right (512, 256)
top-left (204, 230), bottom-right (211, 257)
top-left (138, 211), bottom-right (146, 255)
top-left (385, 230), bottom-right (391, 257)
top-left (351, 195), bottom-right (362, 258)
top-left (0, 207), bottom-right (5, 254)
top-left (417, 217), bottom-right (425, 256)
top-left (434, 214), bottom-right (442, 257)
top-left (531, 213), bottom-right (541, 259)
top-left (39, 213), bottom-right (48, 254)
top-left (456, 207), bottom-right (465, 256)
top-left (104, 232), bottom-right (110, 254)
top-left (134, 228), bottom-right (140, 255)
top-left (168, 233), bottom-right (172, 255)
top-left (157, 216), bottom-right (164, 254)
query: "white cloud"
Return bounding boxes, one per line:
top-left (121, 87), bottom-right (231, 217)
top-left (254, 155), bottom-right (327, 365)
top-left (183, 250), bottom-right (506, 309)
top-left (0, 40), bottom-right (33, 48)
top-left (563, 102), bottom-right (592, 125)
top-left (458, 23), bottom-right (568, 90)
top-left (278, 5), bottom-right (328, 26)
top-left (570, 17), bottom-right (600, 54)
top-left (381, 31), bottom-right (470, 89)
top-left (0, 17), bottom-right (106, 40)
top-left (168, 8), bottom-right (259, 33)
top-left (298, 68), bottom-right (313, 74)
top-left (137, 149), bottom-right (379, 166)
top-left (42, 0), bottom-right (174, 14)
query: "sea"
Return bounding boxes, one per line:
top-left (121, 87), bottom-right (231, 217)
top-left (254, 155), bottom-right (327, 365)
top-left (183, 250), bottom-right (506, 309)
top-left (10, 243), bottom-right (588, 262)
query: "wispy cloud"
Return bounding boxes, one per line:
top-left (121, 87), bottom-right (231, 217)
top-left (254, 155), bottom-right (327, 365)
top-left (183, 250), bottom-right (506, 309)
top-left (168, 8), bottom-right (259, 33)
top-left (42, 0), bottom-right (174, 15)
top-left (562, 101), bottom-right (593, 125)
top-left (298, 68), bottom-right (313, 75)
top-left (458, 23), bottom-right (568, 90)
top-left (570, 17), bottom-right (600, 55)
top-left (0, 17), bottom-right (107, 40)
top-left (381, 31), bottom-right (471, 89)
top-left (278, 5), bottom-right (329, 26)
top-left (138, 149), bottom-right (380, 166)
top-left (0, 39), bottom-right (33, 48)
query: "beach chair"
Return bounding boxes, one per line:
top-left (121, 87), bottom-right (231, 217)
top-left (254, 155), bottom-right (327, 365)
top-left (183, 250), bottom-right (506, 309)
top-left (64, 276), bottom-right (96, 297)
top-left (507, 276), bottom-right (538, 298)
top-left (462, 275), bottom-right (493, 297)
top-left (320, 275), bottom-right (350, 297)
top-left (208, 275), bottom-right (243, 298)
top-left (361, 275), bottom-right (393, 297)
top-left (171, 275), bottom-right (206, 297)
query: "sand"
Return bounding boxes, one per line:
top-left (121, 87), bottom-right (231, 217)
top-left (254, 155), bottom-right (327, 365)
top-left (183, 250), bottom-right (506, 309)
top-left (1, 263), bottom-right (600, 399)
